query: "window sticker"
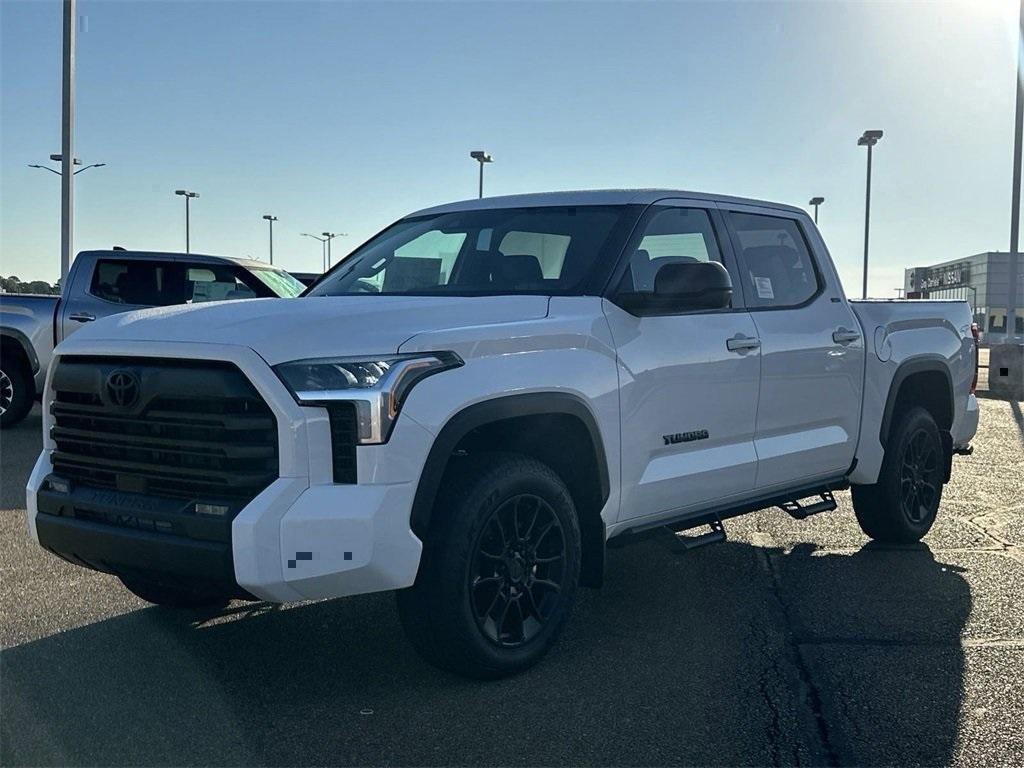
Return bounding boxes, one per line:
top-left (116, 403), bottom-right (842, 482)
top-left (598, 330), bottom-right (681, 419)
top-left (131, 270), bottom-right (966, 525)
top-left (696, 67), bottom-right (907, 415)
top-left (754, 276), bottom-right (774, 300)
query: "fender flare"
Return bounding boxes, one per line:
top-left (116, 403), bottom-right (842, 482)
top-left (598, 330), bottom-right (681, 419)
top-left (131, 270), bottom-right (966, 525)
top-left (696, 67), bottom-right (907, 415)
top-left (0, 328), bottom-right (40, 375)
top-left (879, 356), bottom-right (954, 445)
top-left (409, 391), bottom-right (611, 536)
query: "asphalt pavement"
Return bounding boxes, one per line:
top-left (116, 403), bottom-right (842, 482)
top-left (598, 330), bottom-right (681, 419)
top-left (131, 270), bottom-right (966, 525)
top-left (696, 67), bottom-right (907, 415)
top-left (1, 400), bottom-right (1022, 767)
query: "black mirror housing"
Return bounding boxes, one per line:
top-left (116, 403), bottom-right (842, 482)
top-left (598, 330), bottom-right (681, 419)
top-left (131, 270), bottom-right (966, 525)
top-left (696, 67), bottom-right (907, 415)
top-left (617, 261), bottom-right (733, 316)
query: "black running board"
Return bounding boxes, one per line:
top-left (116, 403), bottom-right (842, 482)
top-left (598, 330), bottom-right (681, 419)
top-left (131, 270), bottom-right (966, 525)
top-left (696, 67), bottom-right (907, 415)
top-left (778, 490), bottom-right (837, 520)
top-left (608, 476), bottom-right (848, 548)
top-left (671, 518), bottom-right (727, 551)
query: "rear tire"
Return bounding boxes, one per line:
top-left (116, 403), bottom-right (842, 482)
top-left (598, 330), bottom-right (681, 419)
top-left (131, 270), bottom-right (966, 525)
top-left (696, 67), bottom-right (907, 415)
top-left (0, 353), bottom-right (34, 429)
top-left (120, 576), bottom-right (230, 610)
top-left (852, 406), bottom-right (945, 544)
top-left (397, 453), bottom-right (581, 679)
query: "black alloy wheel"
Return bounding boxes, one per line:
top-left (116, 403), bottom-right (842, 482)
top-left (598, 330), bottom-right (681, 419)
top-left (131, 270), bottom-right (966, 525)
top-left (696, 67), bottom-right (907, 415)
top-left (470, 493), bottom-right (568, 647)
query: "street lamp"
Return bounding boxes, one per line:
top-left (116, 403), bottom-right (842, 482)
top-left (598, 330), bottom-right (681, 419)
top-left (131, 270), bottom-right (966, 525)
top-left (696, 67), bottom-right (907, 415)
top-left (174, 190), bottom-right (199, 253)
top-left (808, 196), bottom-right (824, 224)
top-left (262, 215), bottom-right (278, 264)
top-left (29, 155), bottom-right (106, 177)
top-left (301, 233), bottom-right (328, 272)
top-left (470, 150), bottom-right (492, 198)
top-left (857, 130), bottom-right (883, 299)
top-left (321, 232), bottom-right (348, 269)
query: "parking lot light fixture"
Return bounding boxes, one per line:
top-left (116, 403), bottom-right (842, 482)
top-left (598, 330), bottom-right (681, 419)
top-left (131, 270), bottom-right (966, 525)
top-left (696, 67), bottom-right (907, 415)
top-left (174, 190), bottom-right (200, 254)
top-left (857, 130), bottom-right (883, 299)
top-left (808, 196), bottom-right (825, 224)
top-left (470, 150), bottom-right (493, 198)
top-left (321, 232), bottom-right (348, 269)
top-left (301, 232), bottom-right (328, 272)
top-left (263, 215), bottom-right (278, 264)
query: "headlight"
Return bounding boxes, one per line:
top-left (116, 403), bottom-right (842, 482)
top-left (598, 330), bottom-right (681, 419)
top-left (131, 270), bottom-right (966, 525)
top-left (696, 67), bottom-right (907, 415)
top-left (273, 352), bottom-right (463, 444)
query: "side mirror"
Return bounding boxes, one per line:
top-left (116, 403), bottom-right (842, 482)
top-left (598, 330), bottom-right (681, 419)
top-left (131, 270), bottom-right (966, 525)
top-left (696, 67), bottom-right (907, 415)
top-left (617, 261), bottom-right (733, 316)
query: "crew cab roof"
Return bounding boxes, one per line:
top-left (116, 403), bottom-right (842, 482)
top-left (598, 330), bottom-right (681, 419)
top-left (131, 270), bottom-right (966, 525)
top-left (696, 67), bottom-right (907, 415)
top-left (75, 250), bottom-right (274, 271)
top-left (406, 189), bottom-right (806, 218)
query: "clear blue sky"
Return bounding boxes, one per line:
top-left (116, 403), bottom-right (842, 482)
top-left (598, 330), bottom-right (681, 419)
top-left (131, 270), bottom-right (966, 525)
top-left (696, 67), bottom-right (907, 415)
top-left (1, 0), bottom-right (1020, 296)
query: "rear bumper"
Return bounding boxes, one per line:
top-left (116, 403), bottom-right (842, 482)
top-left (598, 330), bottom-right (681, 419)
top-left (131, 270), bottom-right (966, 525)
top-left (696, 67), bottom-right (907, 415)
top-left (954, 394), bottom-right (979, 449)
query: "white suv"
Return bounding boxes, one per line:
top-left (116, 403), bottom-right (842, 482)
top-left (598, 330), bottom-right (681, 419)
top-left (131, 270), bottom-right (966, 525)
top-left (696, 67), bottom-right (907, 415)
top-left (27, 190), bottom-right (979, 678)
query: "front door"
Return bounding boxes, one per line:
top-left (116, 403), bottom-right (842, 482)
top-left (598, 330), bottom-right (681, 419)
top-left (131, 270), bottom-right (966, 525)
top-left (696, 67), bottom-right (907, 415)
top-left (603, 202), bottom-right (761, 522)
top-left (722, 206), bottom-right (865, 489)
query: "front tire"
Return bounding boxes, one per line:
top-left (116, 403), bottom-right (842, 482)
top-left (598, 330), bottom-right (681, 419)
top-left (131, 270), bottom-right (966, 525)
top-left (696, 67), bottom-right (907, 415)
top-left (120, 575), bottom-right (230, 610)
top-left (397, 453), bottom-right (581, 679)
top-left (852, 406), bottom-right (945, 543)
top-left (0, 355), bottom-right (34, 429)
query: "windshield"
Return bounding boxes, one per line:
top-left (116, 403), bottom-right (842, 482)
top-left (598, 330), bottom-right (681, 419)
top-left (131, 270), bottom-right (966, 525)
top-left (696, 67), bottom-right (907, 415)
top-left (250, 267), bottom-right (306, 298)
top-left (307, 206), bottom-right (630, 297)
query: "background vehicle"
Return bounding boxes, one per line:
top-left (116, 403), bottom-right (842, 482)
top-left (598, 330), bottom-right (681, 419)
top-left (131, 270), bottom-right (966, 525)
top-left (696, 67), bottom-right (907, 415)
top-left (0, 250), bottom-right (304, 427)
top-left (288, 271), bottom-right (321, 288)
top-left (25, 190), bottom-right (979, 678)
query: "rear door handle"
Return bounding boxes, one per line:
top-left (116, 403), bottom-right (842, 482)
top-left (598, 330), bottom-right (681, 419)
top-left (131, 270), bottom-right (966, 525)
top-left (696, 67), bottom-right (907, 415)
top-left (727, 336), bottom-right (761, 352)
top-left (832, 328), bottom-right (861, 345)
top-left (68, 312), bottom-right (96, 323)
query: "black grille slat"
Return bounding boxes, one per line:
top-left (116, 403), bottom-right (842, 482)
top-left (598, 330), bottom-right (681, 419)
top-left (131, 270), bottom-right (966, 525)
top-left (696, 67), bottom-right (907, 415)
top-left (326, 403), bottom-right (358, 484)
top-left (50, 356), bottom-right (279, 502)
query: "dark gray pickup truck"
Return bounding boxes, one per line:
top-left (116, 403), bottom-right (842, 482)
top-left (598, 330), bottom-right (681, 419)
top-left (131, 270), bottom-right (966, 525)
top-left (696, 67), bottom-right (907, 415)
top-left (0, 250), bottom-right (304, 427)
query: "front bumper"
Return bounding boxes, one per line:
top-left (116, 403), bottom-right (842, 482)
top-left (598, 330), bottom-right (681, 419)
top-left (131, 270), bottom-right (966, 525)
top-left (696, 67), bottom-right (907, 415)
top-left (26, 339), bottom-right (429, 604)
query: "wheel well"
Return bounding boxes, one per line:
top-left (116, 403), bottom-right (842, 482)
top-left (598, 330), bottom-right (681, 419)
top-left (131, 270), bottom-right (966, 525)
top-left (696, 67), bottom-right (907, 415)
top-left (884, 368), bottom-right (954, 441)
top-left (419, 411), bottom-right (609, 588)
top-left (0, 336), bottom-right (32, 378)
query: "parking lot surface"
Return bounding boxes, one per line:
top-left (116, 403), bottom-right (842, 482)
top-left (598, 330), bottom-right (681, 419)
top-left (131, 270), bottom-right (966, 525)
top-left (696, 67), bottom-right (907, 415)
top-left (2, 400), bottom-right (1022, 767)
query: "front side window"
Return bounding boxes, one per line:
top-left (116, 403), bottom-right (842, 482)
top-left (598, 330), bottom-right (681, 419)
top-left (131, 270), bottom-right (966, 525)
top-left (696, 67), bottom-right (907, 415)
top-left (728, 212), bottom-right (820, 309)
top-left (185, 265), bottom-right (261, 303)
top-left (308, 206), bottom-right (629, 297)
top-left (618, 207), bottom-right (723, 293)
top-left (90, 260), bottom-right (182, 306)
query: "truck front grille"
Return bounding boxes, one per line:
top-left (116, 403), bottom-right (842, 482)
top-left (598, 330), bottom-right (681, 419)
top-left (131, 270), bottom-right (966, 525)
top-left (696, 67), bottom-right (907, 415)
top-left (50, 356), bottom-right (279, 503)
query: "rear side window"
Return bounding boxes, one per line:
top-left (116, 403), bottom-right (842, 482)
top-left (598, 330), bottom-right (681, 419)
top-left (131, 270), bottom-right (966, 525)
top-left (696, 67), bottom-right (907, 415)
top-left (90, 260), bottom-right (183, 306)
top-left (727, 212), bottom-right (820, 309)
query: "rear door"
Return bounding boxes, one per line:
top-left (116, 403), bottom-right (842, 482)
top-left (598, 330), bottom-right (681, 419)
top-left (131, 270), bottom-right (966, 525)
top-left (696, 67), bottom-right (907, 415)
top-left (722, 206), bottom-right (865, 489)
top-left (603, 201), bottom-right (762, 522)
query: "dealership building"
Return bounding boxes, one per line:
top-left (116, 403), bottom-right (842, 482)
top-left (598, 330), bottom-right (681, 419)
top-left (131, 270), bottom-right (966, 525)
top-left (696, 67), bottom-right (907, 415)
top-left (904, 252), bottom-right (1024, 342)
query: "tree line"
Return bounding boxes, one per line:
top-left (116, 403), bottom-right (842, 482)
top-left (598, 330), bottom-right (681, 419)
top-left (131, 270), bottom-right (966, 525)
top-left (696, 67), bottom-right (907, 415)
top-left (0, 276), bottom-right (61, 295)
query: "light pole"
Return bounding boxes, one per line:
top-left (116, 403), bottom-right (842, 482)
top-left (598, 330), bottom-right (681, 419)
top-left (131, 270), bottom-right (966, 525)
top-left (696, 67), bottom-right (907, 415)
top-left (29, 155), bottom-right (105, 176)
top-left (808, 196), bottom-right (824, 224)
top-left (301, 233), bottom-right (328, 271)
top-left (470, 150), bottom-right (492, 198)
top-left (857, 130), bottom-right (883, 299)
top-left (1005, 0), bottom-right (1022, 340)
top-left (263, 215), bottom-right (278, 264)
top-left (174, 190), bottom-right (199, 253)
top-left (60, 0), bottom-right (75, 283)
top-left (322, 232), bottom-right (348, 269)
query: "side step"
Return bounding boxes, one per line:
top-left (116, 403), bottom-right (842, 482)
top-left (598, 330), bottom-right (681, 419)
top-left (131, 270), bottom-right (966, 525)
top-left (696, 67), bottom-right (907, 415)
top-left (670, 518), bottom-right (727, 552)
top-left (778, 490), bottom-right (836, 520)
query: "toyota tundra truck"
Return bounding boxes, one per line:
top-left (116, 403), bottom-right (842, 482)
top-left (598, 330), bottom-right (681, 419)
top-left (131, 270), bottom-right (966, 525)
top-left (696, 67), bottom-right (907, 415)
top-left (26, 190), bottom-right (980, 678)
top-left (0, 250), bottom-right (305, 428)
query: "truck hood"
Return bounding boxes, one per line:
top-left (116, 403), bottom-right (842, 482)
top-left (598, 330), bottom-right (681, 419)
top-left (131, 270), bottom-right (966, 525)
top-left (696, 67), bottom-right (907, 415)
top-left (67, 295), bottom-right (551, 364)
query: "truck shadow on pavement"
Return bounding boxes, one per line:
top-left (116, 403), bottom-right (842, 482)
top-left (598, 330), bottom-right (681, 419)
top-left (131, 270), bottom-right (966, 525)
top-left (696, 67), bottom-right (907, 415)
top-left (1, 533), bottom-right (969, 767)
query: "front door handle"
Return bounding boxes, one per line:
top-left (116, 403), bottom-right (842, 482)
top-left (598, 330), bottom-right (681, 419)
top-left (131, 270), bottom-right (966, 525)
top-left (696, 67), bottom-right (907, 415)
top-left (68, 312), bottom-right (96, 323)
top-left (832, 328), bottom-right (861, 345)
top-left (727, 336), bottom-right (761, 352)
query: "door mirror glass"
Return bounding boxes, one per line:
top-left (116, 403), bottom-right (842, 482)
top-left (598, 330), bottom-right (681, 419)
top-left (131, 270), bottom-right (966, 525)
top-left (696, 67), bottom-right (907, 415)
top-left (619, 261), bottom-right (733, 315)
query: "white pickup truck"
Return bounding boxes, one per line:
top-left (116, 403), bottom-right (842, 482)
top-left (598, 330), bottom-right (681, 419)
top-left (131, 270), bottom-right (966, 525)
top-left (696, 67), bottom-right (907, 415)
top-left (26, 190), bottom-right (979, 678)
